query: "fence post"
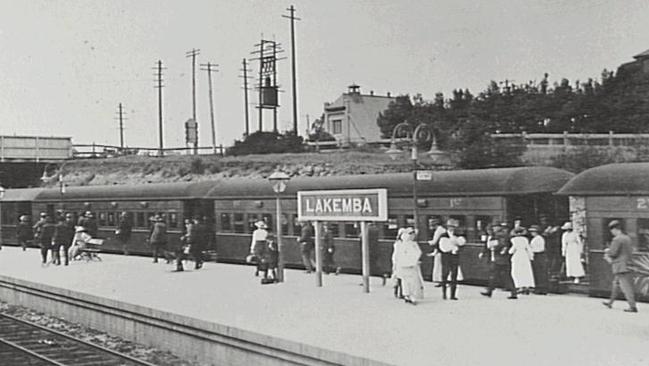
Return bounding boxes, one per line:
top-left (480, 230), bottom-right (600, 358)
top-left (609, 131), bottom-right (614, 147)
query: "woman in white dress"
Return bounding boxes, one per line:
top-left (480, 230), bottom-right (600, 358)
top-left (392, 227), bottom-right (423, 304)
top-left (509, 227), bottom-right (535, 294)
top-left (561, 222), bottom-right (585, 284)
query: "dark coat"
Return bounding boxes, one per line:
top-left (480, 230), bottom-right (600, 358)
top-left (53, 220), bottom-right (75, 245)
top-left (39, 222), bottom-right (56, 247)
top-left (492, 230), bottom-right (512, 265)
top-left (17, 222), bottom-right (33, 242)
top-left (607, 233), bottom-right (633, 274)
top-left (116, 218), bottom-right (132, 242)
top-left (149, 222), bottom-right (167, 245)
top-left (299, 224), bottom-right (314, 251)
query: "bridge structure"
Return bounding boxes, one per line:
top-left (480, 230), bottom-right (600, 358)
top-left (0, 135), bottom-right (73, 188)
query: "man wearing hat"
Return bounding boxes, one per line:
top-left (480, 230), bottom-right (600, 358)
top-left (438, 219), bottom-right (466, 300)
top-left (16, 215), bottom-right (33, 251)
top-left (149, 215), bottom-right (167, 263)
top-left (602, 220), bottom-right (638, 312)
top-left (298, 221), bottom-right (315, 273)
top-left (529, 225), bottom-right (549, 295)
top-left (189, 216), bottom-right (208, 270)
top-left (482, 221), bottom-right (518, 299)
top-left (250, 220), bottom-right (270, 278)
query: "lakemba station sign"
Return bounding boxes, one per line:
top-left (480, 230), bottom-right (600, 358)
top-left (297, 188), bottom-right (388, 222)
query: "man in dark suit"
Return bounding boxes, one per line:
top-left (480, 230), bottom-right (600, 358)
top-left (602, 220), bottom-right (637, 312)
top-left (481, 223), bottom-right (518, 299)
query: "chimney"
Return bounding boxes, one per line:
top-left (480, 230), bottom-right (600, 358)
top-left (387, 92), bottom-right (391, 97)
top-left (348, 84), bottom-right (361, 94)
top-left (370, 90), bottom-right (374, 96)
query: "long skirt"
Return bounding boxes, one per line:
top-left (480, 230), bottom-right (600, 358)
top-left (531, 252), bottom-right (549, 291)
top-left (565, 244), bottom-right (585, 278)
top-left (511, 252), bottom-right (535, 288)
top-left (399, 265), bottom-right (424, 300)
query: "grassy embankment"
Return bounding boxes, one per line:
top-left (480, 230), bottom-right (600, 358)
top-left (45, 151), bottom-right (450, 187)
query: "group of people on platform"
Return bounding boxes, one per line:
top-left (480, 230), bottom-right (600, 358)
top-left (147, 214), bottom-right (213, 272)
top-left (16, 210), bottom-right (105, 266)
top-left (389, 215), bottom-right (591, 305)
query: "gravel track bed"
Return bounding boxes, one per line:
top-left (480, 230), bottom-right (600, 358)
top-left (0, 301), bottom-right (204, 366)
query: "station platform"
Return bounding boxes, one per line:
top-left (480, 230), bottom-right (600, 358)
top-left (0, 246), bottom-right (647, 366)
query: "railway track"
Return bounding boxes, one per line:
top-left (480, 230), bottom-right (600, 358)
top-left (0, 313), bottom-right (157, 366)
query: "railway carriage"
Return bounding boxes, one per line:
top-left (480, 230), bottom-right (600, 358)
top-left (558, 163), bottom-right (649, 301)
top-left (0, 188), bottom-right (45, 246)
top-left (28, 182), bottom-right (217, 254)
top-left (206, 167), bottom-right (573, 282)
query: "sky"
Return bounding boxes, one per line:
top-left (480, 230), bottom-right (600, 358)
top-left (0, 0), bottom-right (648, 149)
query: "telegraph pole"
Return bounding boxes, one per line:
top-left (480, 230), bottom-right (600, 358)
top-left (240, 58), bottom-right (252, 136)
top-left (283, 5), bottom-right (300, 135)
top-left (257, 40), bottom-right (264, 132)
top-left (272, 40), bottom-right (278, 132)
top-left (153, 60), bottom-right (166, 156)
top-left (201, 62), bottom-right (219, 154)
top-left (186, 48), bottom-right (200, 154)
top-left (115, 103), bottom-right (126, 149)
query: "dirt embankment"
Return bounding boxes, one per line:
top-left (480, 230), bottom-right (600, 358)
top-left (43, 151), bottom-right (448, 187)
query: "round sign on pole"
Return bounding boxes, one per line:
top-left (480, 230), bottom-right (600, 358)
top-left (273, 181), bottom-right (286, 194)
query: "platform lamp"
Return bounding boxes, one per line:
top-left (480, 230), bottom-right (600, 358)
top-left (0, 185), bottom-right (5, 246)
top-left (386, 122), bottom-right (438, 238)
top-left (268, 171), bottom-right (290, 282)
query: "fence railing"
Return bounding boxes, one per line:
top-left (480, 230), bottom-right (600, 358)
top-left (491, 131), bottom-right (649, 148)
top-left (72, 144), bottom-right (226, 159)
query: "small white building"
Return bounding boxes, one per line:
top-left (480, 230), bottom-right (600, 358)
top-left (323, 85), bottom-right (395, 145)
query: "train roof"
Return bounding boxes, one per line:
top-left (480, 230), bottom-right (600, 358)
top-left (558, 163), bottom-right (649, 195)
top-left (205, 166), bottom-right (574, 198)
top-left (1, 188), bottom-right (47, 202)
top-left (33, 181), bottom-right (216, 201)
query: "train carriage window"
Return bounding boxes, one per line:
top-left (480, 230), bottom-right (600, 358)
top-left (233, 213), bottom-right (245, 233)
top-left (345, 222), bottom-right (359, 238)
top-left (475, 216), bottom-right (492, 242)
top-left (329, 222), bottom-right (341, 238)
top-left (135, 212), bottom-right (146, 228)
top-left (603, 218), bottom-right (624, 247)
top-left (98, 212), bottom-right (107, 226)
top-left (168, 212), bottom-right (178, 229)
top-left (636, 219), bottom-right (649, 252)
top-left (221, 213), bottom-right (232, 232)
top-left (382, 215), bottom-right (399, 240)
top-left (107, 212), bottom-right (116, 227)
top-left (280, 213), bottom-right (289, 235)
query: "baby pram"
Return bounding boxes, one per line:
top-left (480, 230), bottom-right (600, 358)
top-left (69, 227), bottom-right (103, 262)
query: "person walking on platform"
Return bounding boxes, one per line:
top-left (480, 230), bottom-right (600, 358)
top-left (115, 212), bottom-right (132, 256)
top-left (189, 216), bottom-right (207, 270)
top-left (540, 215), bottom-right (561, 276)
top-left (391, 227), bottom-right (423, 304)
top-left (78, 211), bottom-right (98, 238)
top-left (266, 232), bottom-right (279, 281)
top-left (51, 214), bottom-right (73, 265)
top-left (16, 215), bottom-right (33, 251)
top-left (481, 223), bottom-right (518, 299)
top-left (529, 225), bottom-right (549, 295)
top-left (438, 219), bottom-right (466, 300)
top-left (366, 222), bottom-right (381, 277)
top-left (149, 215), bottom-right (167, 263)
top-left (561, 222), bottom-right (585, 284)
top-left (37, 215), bottom-right (56, 265)
top-left (250, 220), bottom-right (269, 277)
top-left (427, 218), bottom-right (446, 287)
top-left (509, 227), bottom-right (535, 295)
top-left (298, 221), bottom-right (315, 273)
top-left (32, 212), bottom-right (47, 241)
top-left (602, 220), bottom-right (638, 313)
top-left (321, 224), bottom-right (338, 274)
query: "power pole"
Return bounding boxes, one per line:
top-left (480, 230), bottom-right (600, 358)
top-left (272, 40), bottom-right (278, 133)
top-left (257, 40), bottom-right (264, 132)
top-left (239, 58), bottom-right (252, 136)
top-left (186, 48), bottom-right (201, 155)
top-left (201, 62), bottom-right (219, 155)
top-left (115, 103), bottom-right (127, 149)
top-left (153, 60), bottom-right (166, 156)
top-left (283, 5), bottom-right (301, 135)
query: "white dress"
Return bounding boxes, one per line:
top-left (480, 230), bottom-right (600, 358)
top-left (509, 236), bottom-right (535, 288)
top-left (392, 239), bottom-right (424, 300)
top-left (561, 231), bottom-right (585, 277)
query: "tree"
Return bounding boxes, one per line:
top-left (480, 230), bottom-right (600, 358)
top-left (376, 95), bottom-right (413, 138)
top-left (228, 131), bottom-right (304, 156)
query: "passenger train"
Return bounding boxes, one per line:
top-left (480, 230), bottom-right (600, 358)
top-left (1, 164), bottom-right (648, 301)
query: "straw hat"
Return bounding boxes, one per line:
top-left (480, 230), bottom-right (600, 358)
top-left (75, 226), bottom-right (87, 233)
top-left (446, 219), bottom-right (459, 228)
top-left (528, 225), bottom-right (541, 233)
top-left (561, 222), bottom-right (572, 230)
top-left (512, 226), bottom-right (528, 236)
top-left (254, 220), bottom-right (267, 229)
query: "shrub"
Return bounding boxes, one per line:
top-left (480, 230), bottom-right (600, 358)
top-left (228, 131), bottom-right (304, 156)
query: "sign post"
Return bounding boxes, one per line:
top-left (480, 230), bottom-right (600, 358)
top-left (298, 188), bottom-right (387, 292)
top-left (314, 221), bottom-right (323, 287)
